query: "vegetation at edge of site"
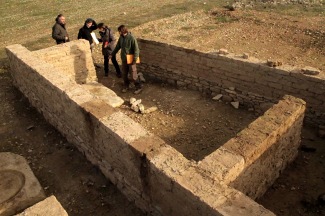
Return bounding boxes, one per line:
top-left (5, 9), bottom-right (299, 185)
top-left (0, 0), bottom-right (324, 59)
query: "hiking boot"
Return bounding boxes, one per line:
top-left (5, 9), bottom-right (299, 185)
top-left (134, 88), bottom-right (142, 95)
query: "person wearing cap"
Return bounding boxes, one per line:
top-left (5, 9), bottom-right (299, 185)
top-left (77, 18), bottom-right (98, 52)
top-left (52, 14), bottom-right (69, 44)
top-left (111, 25), bottom-right (142, 94)
top-left (97, 23), bottom-right (121, 78)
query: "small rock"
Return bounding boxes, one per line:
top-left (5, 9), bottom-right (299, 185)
top-left (212, 94), bottom-right (223, 100)
top-left (26, 125), bottom-right (35, 130)
top-left (132, 99), bottom-right (142, 106)
top-left (138, 73), bottom-right (146, 82)
top-left (138, 104), bottom-right (145, 113)
top-left (231, 101), bottom-right (239, 109)
top-left (266, 60), bottom-right (283, 67)
top-left (301, 66), bottom-right (320, 75)
top-left (218, 48), bottom-right (229, 55)
top-left (222, 95), bottom-right (233, 102)
top-left (228, 87), bottom-right (235, 91)
top-left (129, 97), bottom-right (136, 104)
top-left (242, 53), bottom-right (249, 59)
top-left (131, 104), bottom-right (139, 112)
top-left (144, 106), bottom-right (158, 114)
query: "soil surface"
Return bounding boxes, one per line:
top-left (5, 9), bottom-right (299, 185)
top-left (132, 8), bottom-right (325, 72)
top-left (98, 72), bottom-right (257, 161)
top-left (1, 5), bottom-right (325, 216)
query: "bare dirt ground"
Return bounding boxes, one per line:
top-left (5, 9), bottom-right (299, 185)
top-left (1, 3), bottom-right (325, 216)
top-left (132, 8), bottom-right (325, 72)
top-left (98, 73), bottom-right (257, 161)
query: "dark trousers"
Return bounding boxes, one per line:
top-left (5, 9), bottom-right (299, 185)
top-left (122, 62), bottom-right (141, 89)
top-left (104, 55), bottom-right (121, 75)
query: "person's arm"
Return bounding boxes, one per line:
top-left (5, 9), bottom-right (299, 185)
top-left (111, 36), bottom-right (121, 56)
top-left (110, 29), bottom-right (116, 42)
top-left (52, 25), bottom-right (65, 40)
top-left (133, 36), bottom-right (140, 63)
top-left (77, 29), bottom-right (82, 39)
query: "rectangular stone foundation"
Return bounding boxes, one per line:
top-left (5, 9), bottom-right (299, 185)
top-left (6, 40), bottom-right (306, 216)
top-left (137, 39), bottom-right (324, 126)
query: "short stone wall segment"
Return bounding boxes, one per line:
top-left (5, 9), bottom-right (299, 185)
top-left (137, 39), bottom-right (324, 126)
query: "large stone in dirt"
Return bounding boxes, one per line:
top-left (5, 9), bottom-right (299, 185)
top-left (15, 196), bottom-right (68, 216)
top-left (301, 66), bottom-right (321, 75)
top-left (222, 95), bottom-right (233, 102)
top-left (82, 83), bottom-right (124, 107)
top-left (218, 48), bottom-right (229, 55)
top-left (231, 101), bottom-right (239, 109)
top-left (212, 94), bottom-right (223, 101)
top-left (242, 53), bottom-right (249, 59)
top-left (0, 152), bottom-right (45, 216)
top-left (266, 60), bottom-right (282, 67)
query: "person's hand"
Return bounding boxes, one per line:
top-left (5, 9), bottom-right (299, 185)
top-left (65, 36), bottom-right (68, 41)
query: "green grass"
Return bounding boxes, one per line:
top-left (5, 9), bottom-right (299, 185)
top-left (0, 0), bottom-right (225, 59)
top-left (215, 14), bottom-right (238, 23)
top-left (0, 0), bottom-right (324, 60)
top-left (252, 2), bottom-right (325, 17)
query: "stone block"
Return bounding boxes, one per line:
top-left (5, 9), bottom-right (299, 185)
top-left (15, 196), bottom-right (68, 216)
top-left (0, 153), bottom-right (45, 216)
top-left (82, 83), bottom-right (124, 108)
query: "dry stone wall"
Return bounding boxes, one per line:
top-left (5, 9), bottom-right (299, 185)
top-left (33, 40), bottom-right (97, 84)
top-left (199, 95), bottom-right (306, 199)
top-left (6, 40), bottom-right (306, 216)
top-left (137, 39), bottom-right (324, 126)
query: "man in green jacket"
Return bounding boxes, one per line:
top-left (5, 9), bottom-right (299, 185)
top-left (111, 25), bottom-right (142, 94)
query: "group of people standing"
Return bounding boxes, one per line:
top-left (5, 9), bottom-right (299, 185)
top-left (51, 14), bottom-right (142, 94)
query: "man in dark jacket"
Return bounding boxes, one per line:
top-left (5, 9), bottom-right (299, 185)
top-left (78, 18), bottom-right (98, 52)
top-left (52, 14), bottom-right (69, 44)
top-left (111, 25), bottom-right (142, 94)
top-left (97, 23), bottom-right (121, 77)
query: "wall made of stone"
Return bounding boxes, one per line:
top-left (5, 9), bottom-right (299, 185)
top-left (6, 42), bottom-right (277, 216)
top-left (33, 39), bottom-right (97, 84)
top-left (198, 95), bottom-right (306, 200)
top-left (137, 39), bottom-right (324, 126)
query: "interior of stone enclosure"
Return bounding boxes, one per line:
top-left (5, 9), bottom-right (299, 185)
top-left (5, 39), bottom-right (308, 216)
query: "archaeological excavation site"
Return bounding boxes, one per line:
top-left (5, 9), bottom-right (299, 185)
top-left (2, 35), bottom-right (324, 216)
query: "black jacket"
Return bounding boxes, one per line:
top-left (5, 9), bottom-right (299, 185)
top-left (99, 27), bottom-right (117, 56)
top-left (77, 20), bottom-right (98, 44)
top-left (52, 22), bottom-right (69, 44)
